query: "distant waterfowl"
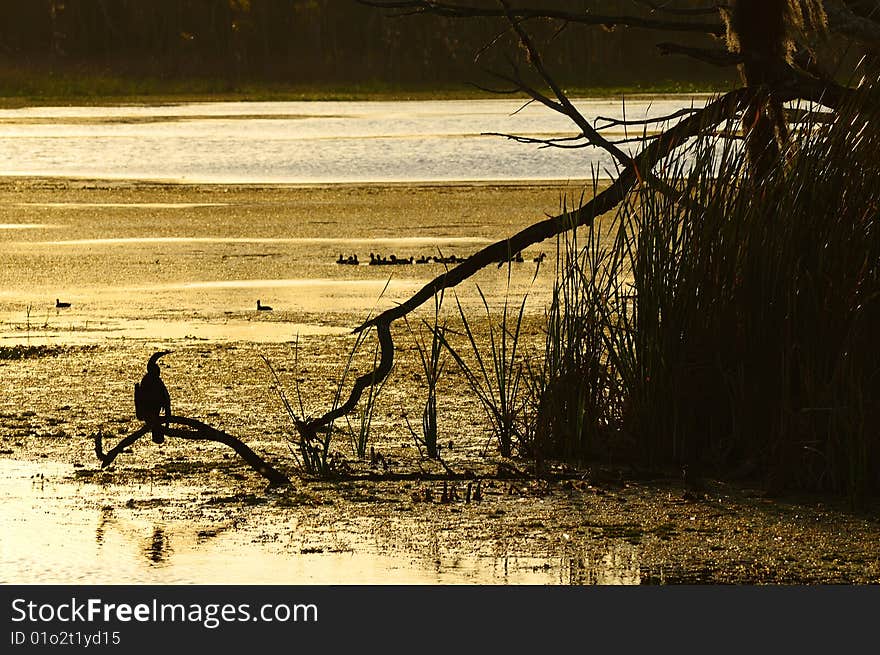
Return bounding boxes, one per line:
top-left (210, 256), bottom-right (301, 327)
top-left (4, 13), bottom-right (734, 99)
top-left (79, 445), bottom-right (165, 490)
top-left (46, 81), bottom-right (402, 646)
top-left (256, 299), bottom-right (273, 311)
top-left (134, 351), bottom-right (172, 445)
top-left (533, 252), bottom-right (546, 264)
top-left (337, 253), bottom-right (468, 265)
top-left (55, 299), bottom-right (71, 308)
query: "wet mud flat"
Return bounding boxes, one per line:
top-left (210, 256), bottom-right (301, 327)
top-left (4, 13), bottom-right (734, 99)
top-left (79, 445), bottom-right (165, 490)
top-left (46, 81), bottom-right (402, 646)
top-left (0, 178), bottom-right (878, 584)
top-left (2, 339), bottom-right (879, 585)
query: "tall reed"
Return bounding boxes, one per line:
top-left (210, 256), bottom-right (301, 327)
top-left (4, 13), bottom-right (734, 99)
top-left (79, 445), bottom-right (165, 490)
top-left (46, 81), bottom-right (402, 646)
top-left (438, 279), bottom-right (529, 458)
top-left (344, 333), bottom-right (389, 460)
top-left (405, 292), bottom-right (447, 458)
top-left (523, 197), bottom-right (623, 466)
top-left (526, 84), bottom-right (880, 499)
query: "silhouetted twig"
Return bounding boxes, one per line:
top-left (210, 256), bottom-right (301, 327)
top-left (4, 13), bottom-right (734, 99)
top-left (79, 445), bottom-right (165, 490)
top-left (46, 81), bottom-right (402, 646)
top-left (94, 415), bottom-right (290, 486)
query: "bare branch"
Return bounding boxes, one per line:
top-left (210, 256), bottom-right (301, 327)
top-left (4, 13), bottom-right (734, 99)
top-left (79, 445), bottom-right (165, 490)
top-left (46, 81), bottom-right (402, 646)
top-left (498, 1), bottom-right (634, 168)
top-left (357, 88), bottom-right (747, 335)
top-left (595, 106), bottom-right (702, 130)
top-left (633, 1), bottom-right (727, 16)
top-left (483, 131), bottom-right (590, 148)
top-left (657, 41), bottom-right (744, 66)
top-left (95, 416), bottom-right (291, 485)
top-left (358, 1), bottom-right (726, 36)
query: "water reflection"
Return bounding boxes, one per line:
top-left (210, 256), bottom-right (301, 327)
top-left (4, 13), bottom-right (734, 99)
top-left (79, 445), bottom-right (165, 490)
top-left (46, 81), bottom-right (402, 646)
top-left (94, 506), bottom-right (114, 546)
top-left (565, 549), bottom-right (641, 585)
top-left (144, 526), bottom-right (171, 565)
top-left (0, 460), bottom-right (650, 584)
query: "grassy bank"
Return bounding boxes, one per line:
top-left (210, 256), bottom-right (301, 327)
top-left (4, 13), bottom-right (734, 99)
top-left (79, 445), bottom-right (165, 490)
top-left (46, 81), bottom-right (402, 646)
top-left (0, 69), bottom-right (725, 107)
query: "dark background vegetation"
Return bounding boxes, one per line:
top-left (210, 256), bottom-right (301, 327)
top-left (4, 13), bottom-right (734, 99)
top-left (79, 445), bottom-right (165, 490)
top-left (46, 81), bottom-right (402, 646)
top-left (0, 0), bottom-right (732, 96)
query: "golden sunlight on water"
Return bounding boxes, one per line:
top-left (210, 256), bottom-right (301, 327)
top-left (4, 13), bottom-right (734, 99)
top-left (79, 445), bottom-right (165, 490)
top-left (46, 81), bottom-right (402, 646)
top-left (0, 181), bottom-right (595, 345)
top-left (0, 99), bottom-right (704, 183)
top-left (0, 460), bottom-right (640, 585)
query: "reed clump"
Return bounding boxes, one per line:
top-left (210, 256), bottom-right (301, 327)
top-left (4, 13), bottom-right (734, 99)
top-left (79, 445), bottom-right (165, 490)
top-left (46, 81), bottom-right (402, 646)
top-left (520, 84), bottom-right (880, 500)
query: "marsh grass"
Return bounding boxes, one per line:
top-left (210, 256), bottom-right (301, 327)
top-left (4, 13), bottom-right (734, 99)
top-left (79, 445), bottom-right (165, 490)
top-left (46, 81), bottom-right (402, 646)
top-left (344, 333), bottom-right (390, 460)
top-left (261, 340), bottom-right (322, 473)
top-left (264, 329), bottom-right (387, 475)
top-left (437, 277), bottom-right (530, 458)
top-left (522, 200), bottom-right (624, 466)
top-left (404, 292), bottom-right (447, 458)
top-left (516, 84), bottom-right (880, 500)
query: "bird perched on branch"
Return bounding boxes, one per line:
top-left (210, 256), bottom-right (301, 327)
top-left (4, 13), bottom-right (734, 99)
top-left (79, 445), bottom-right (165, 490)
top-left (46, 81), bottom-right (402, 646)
top-left (134, 351), bottom-right (172, 444)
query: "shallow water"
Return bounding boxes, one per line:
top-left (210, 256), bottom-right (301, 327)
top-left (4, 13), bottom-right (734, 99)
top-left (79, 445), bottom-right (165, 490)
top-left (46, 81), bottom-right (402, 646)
top-left (0, 98), bottom-right (707, 183)
top-left (0, 183), bottom-right (576, 345)
top-left (0, 460), bottom-right (640, 584)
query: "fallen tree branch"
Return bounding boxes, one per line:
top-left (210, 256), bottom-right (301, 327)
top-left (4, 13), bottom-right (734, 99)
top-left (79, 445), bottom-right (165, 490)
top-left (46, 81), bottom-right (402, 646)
top-left (291, 89), bottom-right (749, 445)
top-left (295, 321), bottom-right (394, 439)
top-left (361, 88), bottom-right (748, 332)
top-left (94, 416), bottom-right (291, 486)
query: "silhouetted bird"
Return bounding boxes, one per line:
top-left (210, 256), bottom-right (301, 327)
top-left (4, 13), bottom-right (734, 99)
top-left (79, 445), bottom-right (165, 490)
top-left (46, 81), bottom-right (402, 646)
top-left (256, 299), bottom-right (273, 311)
top-left (55, 299), bottom-right (71, 308)
top-left (134, 351), bottom-right (172, 445)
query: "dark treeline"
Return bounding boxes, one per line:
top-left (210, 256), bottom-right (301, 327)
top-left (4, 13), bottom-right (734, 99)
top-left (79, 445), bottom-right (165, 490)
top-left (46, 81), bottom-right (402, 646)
top-left (0, 0), bottom-right (729, 90)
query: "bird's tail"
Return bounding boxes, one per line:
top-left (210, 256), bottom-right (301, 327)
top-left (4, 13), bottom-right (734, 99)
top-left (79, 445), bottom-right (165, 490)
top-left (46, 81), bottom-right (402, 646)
top-left (151, 422), bottom-right (165, 445)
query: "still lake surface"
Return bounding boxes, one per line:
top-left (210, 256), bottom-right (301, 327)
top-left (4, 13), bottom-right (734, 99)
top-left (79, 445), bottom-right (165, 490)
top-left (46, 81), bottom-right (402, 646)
top-left (0, 97), bottom-right (708, 183)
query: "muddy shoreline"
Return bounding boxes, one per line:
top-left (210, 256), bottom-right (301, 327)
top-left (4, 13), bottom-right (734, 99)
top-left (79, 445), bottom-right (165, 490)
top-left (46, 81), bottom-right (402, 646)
top-left (1, 178), bottom-right (879, 584)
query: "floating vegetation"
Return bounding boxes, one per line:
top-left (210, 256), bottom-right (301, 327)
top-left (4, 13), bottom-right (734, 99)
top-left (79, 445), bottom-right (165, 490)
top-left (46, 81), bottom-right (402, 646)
top-left (0, 344), bottom-right (69, 360)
